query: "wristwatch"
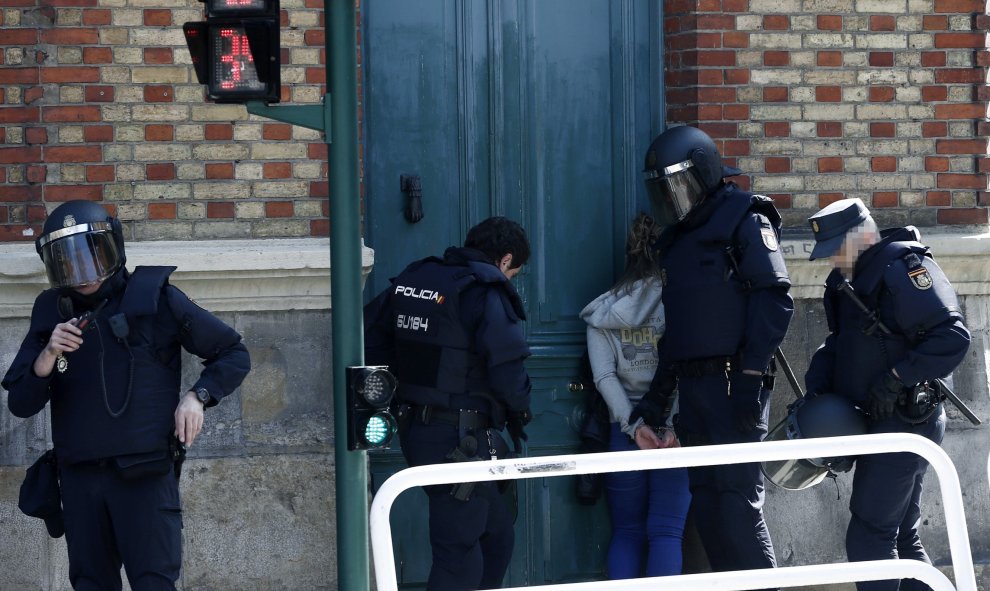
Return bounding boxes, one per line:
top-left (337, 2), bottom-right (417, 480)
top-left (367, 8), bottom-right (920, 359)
top-left (193, 387), bottom-right (211, 405)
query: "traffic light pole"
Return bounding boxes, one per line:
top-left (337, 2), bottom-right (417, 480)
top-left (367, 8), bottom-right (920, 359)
top-left (324, 2), bottom-right (371, 590)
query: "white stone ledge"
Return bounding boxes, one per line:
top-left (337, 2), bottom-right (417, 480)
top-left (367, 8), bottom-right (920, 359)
top-left (2, 232), bottom-right (988, 318)
top-left (0, 238), bottom-right (374, 318)
top-left (782, 231), bottom-right (990, 299)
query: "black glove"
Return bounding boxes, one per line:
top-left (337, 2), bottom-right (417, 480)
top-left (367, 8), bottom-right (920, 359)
top-left (869, 371), bottom-right (903, 420)
top-left (507, 408), bottom-right (531, 453)
top-left (730, 372), bottom-right (764, 432)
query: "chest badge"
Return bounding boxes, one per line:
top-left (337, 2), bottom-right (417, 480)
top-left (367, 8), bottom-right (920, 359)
top-left (908, 267), bottom-right (933, 290)
top-left (760, 227), bottom-right (779, 251)
top-left (56, 354), bottom-right (68, 374)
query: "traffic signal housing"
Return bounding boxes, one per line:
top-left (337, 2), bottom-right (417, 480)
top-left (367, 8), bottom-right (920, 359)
top-left (183, 0), bottom-right (281, 103)
top-left (346, 366), bottom-right (398, 451)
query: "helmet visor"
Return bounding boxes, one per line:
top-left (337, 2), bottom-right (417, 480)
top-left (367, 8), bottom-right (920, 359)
top-left (760, 417), bottom-right (830, 490)
top-left (644, 160), bottom-right (705, 227)
top-left (38, 223), bottom-right (122, 288)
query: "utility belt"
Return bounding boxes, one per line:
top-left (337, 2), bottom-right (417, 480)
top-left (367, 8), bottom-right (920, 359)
top-left (672, 355), bottom-right (776, 390)
top-left (67, 437), bottom-right (186, 481)
top-left (413, 405), bottom-right (493, 430)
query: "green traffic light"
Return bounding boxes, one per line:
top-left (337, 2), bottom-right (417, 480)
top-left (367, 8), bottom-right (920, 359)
top-left (364, 413), bottom-right (394, 447)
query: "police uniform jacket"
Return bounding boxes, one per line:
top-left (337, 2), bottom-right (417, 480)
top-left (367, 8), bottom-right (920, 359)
top-left (3, 267), bottom-right (251, 464)
top-left (364, 247), bottom-right (531, 419)
top-left (656, 183), bottom-right (794, 373)
top-left (805, 227), bottom-right (970, 404)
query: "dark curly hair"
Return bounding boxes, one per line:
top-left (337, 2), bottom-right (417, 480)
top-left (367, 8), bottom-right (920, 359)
top-left (464, 216), bottom-right (530, 269)
top-left (612, 212), bottom-right (661, 295)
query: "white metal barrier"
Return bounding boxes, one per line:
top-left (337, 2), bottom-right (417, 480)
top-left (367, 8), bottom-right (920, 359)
top-left (369, 434), bottom-right (977, 591)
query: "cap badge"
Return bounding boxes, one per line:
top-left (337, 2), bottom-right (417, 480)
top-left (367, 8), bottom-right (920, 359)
top-left (811, 220), bottom-right (819, 233)
top-left (63, 215), bottom-right (76, 228)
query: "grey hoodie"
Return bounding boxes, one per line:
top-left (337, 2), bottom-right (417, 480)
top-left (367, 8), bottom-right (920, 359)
top-left (580, 278), bottom-right (670, 439)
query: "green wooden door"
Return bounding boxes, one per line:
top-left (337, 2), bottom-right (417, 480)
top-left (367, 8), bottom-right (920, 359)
top-left (362, 1), bottom-right (663, 586)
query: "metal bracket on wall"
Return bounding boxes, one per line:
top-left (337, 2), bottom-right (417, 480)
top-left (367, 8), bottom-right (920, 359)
top-left (246, 96), bottom-right (332, 144)
top-left (400, 174), bottom-right (423, 223)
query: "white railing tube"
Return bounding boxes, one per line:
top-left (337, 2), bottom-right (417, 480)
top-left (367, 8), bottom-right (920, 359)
top-left (369, 433), bottom-right (976, 591)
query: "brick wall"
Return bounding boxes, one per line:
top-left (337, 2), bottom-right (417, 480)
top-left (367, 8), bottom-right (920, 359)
top-left (1, 1), bottom-right (987, 241)
top-left (0, 0), bottom-right (331, 242)
top-left (664, 0), bottom-right (990, 228)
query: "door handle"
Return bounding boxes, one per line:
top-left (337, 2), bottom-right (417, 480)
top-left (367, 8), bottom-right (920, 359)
top-left (568, 382), bottom-right (585, 392)
top-left (400, 174), bottom-right (423, 223)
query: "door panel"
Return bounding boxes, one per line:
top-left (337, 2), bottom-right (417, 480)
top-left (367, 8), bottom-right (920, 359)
top-left (363, 1), bottom-right (662, 586)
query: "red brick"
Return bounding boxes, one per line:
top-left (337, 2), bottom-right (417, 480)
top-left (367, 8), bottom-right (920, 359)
top-left (264, 162), bottom-right (292, 178)
top-left (699, 87), bottom-right (737, 102)
top-left (922, 122), bottom-right (948, 137)
top-left (941, 104), bottom-right (986, 120)
top-left (926, 191), bottom-right (951, 206)
top-left (146, 163), bottom-right (175, 180)
top-left (818, 157), bottom-right (844, 173)
top-left (41, 67), bottom-right (100, 83)
top-left (978, 121), bottom-right (990, 136)
top-left (144, 9), bottom-right (171, 26)
top-left (0, 186), bottom-right (42, 201)
top-left (0, 146), bottom-right (42, 164)
top-left (26, 165), bottom-right (47, 183)
top-left (933, 0), bottom-right (983, 11)
top-left (45, 146), bottom-right (102, 163)
top-left (0, 29), bottom-right (38, 45)
top-left (25, 127), bottom-right (47, 145)
top-left (148, 202), bottom-right (176, 220)
top-left (922, 51), bottom-right (946, 67)
top-left (205, 163), bottom-right (234, 179)
top-left (696, 51), bottom-right (735, 67)
top-left (305, 67), bottom-right (325, 84)
top-left (817, 122), bottom-right (842, 137)
top-left (310, 181), bottom-right (328, 198)
top-left (818, 193), bottom-right (846, 207)
top-left (143, 48), bottom-right (173, 65)
top-left (763, 51), bottom-right (789, 66)
top-left (761, 15), bottom-right (787, 29)
top-left (981, 192), bottom-right (990, 207)
top-left (722, 32), bottom-right (748, 48)
top-left (0, 68), bottom-right (40, 84)
top-left (936, 139), bottom-right (986, 154)
top-left (24, 87), bottom-right (43, 104)
top-left (934, 33), bottom-right (984, 49)
top-left (722, 0), bottom-right (748, 11)
top-left (935, 69), bottom-right (984, 84)
top-left (817, 51), bottom-right (842, 67)
top-left (84, 125), bottom-right (114, 142)
top-left (815, 86), bottom-right (841, 102)
top-left (143, 125), bottom-right (173, 142)
top-left (40, 28), bottom-right (98, 45)
top-left (265, 201), bottom-right (294, 217)
top-left (763, 87), bottom-right (788, 102)
top-left (937, 207), bottom-right (988, 225)
top-left (0, 107), bottom-right (39, 124)
top-left (872, 192), bottom-right (898, 207)
top-left (263, 124), bottom-right (292, 141)
top-left (697, 104), bottom-right (723, 120)
top-left (307, 218), bottom-right (328, 237)
top-left (979, 158), bottom-right (990, 173)
top-left (869, 52), bottom-right (894, 67)
top-left (869, 86), bottom-right (895, 102)
top-left (83, 47), bottom-right (112, 64)
top-left (45, 185), bottom-right (101, 201)
top-left (697, 14), bottom-right (735, 29)
top-left (870, 16), bottom-right (895, 31)
top-left (764, 122), bottom-right (790, 137)
top-left (207, 202), bottom-right (235, 218)
top-left (721, 140), bottom-right (749, 157)
top-left (309, 144), bottom-right (328, 161)
top-left (922, 86), bottom-right (948, 102)
top-left (304, 30), bottom-right (325, 46)
top-left (977, 86), bottom-right (990, 102)
top-left (143, 85), bottom-right (173, 103)
top-left (765, 157), bottom-right (790, 173)
top-left (922, 15), bottom-right (948, 30)
top-left (871, 157), bottom-right (897, 172)
top-left (82, 9), bottom-right (111, 25)
top-left (724, 69), bottom-right (750, 84)
top-left (938, 175), bottom-right (986, 189)
top-left (870, 122), bottom-right (896, 138)
top-left (84, 86), bottom-right (114, 102)
top-left (817, 15), bottom-right (842, 30)
top-left (204, 124), bottom-right (233, 141)
top-left (925, 157), bottom-right (950, 172)
top-left (86, 165), bottom-right (114, 182)
top-left (698, 123), bottom-right (739, 138)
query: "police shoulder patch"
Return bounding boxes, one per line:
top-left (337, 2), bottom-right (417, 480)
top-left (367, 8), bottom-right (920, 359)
top-left (760, 227), bottom-right (779, 252)
top-left (908, 266), bottom-right (933, 290)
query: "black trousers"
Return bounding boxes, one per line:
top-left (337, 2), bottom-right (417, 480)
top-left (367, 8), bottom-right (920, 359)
top-left (59, 461), bottom-right (182, 591)
top-left (400, 419), bottom-right (514, 591)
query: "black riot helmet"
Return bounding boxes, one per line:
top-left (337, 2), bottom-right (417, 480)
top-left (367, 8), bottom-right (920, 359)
top-left (642, 125), bottom-right (742, 227)
top-left (35, 200), bottom-right (126, 289)
top-left (762, 393), bottom-right (868, 491)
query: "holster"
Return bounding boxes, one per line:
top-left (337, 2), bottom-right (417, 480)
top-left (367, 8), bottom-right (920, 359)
top-left (445, 435), bottom-right (483, 501)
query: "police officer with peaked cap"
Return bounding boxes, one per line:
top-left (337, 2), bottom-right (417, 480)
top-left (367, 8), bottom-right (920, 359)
top-left (364, 216), bottom-right (533, 591)
top-left (3, 200), bottom-right (251, 591)
top-left (631, 125), bottom-right (793, 580)
top-left (803, 197), bottom-right (970, 591)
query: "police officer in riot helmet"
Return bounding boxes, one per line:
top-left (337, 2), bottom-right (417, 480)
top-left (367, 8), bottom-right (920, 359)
top-left (3, 200), bottom-right (251, 591)
top-left (364, 216), bottom-right (532, 591)
top-left (632, 125), bottom-right (793, 580)
top-left (803, 198), bottom-right (970, 591)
